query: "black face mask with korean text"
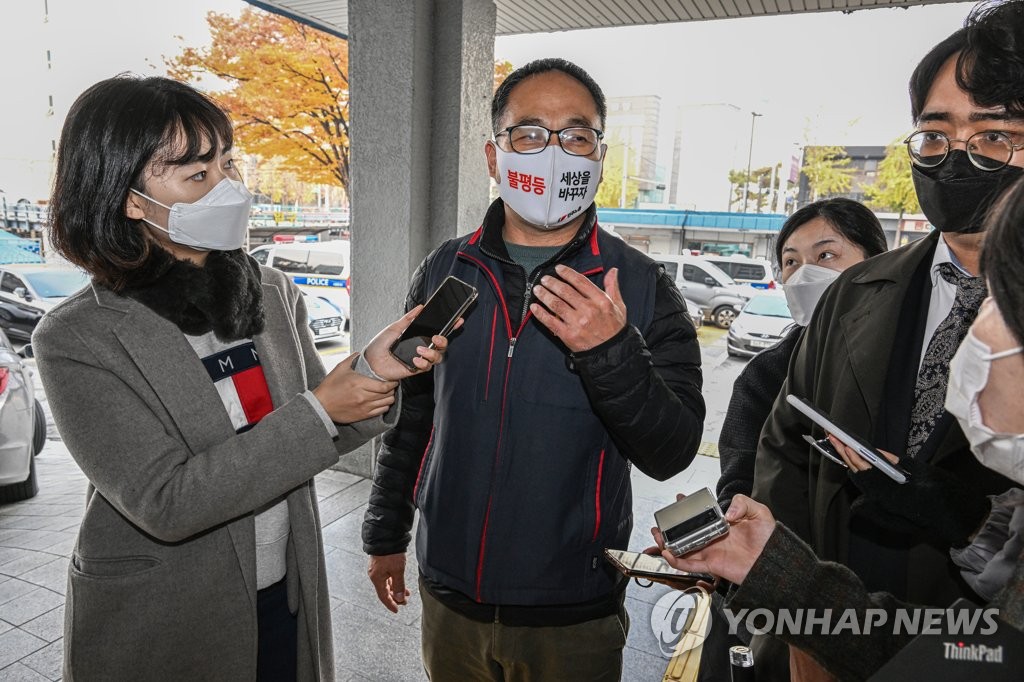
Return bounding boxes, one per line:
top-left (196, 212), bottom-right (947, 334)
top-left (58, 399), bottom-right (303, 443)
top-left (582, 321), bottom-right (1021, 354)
top-left (912, 150), bottom-right (1024, 234)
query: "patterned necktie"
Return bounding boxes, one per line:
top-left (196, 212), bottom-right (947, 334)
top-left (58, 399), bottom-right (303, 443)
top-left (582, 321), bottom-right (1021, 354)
top-left (906, 262), bottom-right (987, 458)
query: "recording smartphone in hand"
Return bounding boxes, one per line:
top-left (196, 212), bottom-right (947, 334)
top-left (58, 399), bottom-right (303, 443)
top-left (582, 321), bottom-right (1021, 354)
top-left (787, 394), bottom-right (910, 484)
top-left (389, 276), bottom-right (477, 371)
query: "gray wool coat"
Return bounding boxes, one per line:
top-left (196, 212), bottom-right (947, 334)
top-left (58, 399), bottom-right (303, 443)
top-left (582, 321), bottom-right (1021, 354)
top-left (32, 266), bottom-right (389, 682)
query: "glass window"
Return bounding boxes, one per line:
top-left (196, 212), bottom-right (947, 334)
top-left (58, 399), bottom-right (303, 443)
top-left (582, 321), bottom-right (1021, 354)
top-left (250, 249), bottom-right (269, 265)
top-left (743, 295), bottom-right (792, 318)
top-left (683, 265), bottom-right (707, 283)
top-left (1, 273), bottom-right (24, 294)
top-left (272, 248), bottom-right (315, 274)
top-left (656, 261), bottom-right (678, 280)
top-left (23, 271), bottom-right (89, 298)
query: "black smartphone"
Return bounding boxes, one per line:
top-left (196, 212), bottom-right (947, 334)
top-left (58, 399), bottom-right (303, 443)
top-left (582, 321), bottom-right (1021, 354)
top-left (389, 276), bottom-right (478, 370)
top-left (603, 549), bottom-right (716, 588)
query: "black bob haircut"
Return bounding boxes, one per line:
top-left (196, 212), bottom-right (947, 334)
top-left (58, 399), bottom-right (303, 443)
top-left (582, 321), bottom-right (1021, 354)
top-left (774, 198), bottom-right (888, 269)
top-left (49, 75), bottom-right (233, 292)
top-left (491, 58), bottom-right (607, 133)
top-left (909, 0), bottom-right (1024, 122)
top-left (982, 175), bottom-right (1024, 347)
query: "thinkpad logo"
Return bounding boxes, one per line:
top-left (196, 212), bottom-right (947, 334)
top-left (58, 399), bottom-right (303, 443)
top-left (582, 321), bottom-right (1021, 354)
top-left (942, 642), bottom-right (1004, 663)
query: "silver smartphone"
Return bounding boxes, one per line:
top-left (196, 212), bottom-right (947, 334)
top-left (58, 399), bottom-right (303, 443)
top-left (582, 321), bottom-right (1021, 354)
top-left (787, 395), bottom-right (909, 484)
top-left (654, 487), bottom-right (730, 558)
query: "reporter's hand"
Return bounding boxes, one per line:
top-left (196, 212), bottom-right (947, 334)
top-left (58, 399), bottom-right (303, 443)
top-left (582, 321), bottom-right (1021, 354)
top-left (363, 305), bottom-right (461, 381)
top-left (655, 494), bottom-right (776, 586)
top-left (312, 353), bottom-right (398, 424)
top-left (368, 553), bottom-right (410, 614)
top-left (833, 436), bottom-right (992, 547)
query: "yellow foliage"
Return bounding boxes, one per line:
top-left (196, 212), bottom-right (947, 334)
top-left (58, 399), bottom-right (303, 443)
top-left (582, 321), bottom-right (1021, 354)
top-left (167, 8), bottom-right (351, 195)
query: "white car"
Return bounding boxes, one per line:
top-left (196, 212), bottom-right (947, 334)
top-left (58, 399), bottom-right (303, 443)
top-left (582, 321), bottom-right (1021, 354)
top-left (303, 292), bottom-right (345, 344)
top-left (726, 292), bottom-right (795, 358)
top-left (250, 240), bottom-right (351, 327)
top-left (0, 329), bottom-right (46, 502)
top-left (0, 265), bottom-right (90, 342)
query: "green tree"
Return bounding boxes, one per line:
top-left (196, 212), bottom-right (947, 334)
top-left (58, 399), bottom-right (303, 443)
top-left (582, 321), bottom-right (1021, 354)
top-left (728, 164), bottom-right (780, 213)
top-left (802, 146), bottom-right (854, 201)
top-left (595, 145), bottom-right (639, 208)
top-left (864, 138), bottom-right (921, 218)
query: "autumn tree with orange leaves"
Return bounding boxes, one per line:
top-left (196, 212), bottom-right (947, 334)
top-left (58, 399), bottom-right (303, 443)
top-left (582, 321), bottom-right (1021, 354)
top-left (167, 8), bottom-right (352, 198)
top-left (169, 8), bottom-right (515, 206)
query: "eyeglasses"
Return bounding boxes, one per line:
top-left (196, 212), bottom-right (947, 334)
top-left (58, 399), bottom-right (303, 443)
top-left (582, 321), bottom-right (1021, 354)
top-left (494, 125), bottom-right (604, 157)
top-left (904, 130), bottom-right (1024, 171)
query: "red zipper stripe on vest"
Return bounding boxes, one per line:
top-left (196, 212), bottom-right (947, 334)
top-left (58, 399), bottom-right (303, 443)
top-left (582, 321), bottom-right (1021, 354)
top-left (591, 449), bottom-right (606, 542)
top-left (412, 426), bottom-right (435, 502)
top-left (485, 306), bottom-right (497, 401)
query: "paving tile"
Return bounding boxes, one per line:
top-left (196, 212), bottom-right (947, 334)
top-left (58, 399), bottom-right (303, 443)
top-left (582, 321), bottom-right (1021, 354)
top-left (0, 662), bottom-right (51, 681)
top-left (316, 480), bottom-right (372, 527)
top-left (0, 583), bottom-right (37, 609)
top-left (0, 555), bottom-right (59, 581)
top-left (0, 520), bottom-right (52, 534)
top-left (0, 590), bottom-right (63, 628)
top-left (2, 535), bottom-right (70, 554)
top-left (17, 562), bottom-right (66, 597)
top-left (325, 546), bottom-right (420, 627)
top-left (21, 639), bottom-right (61, 681)
top-left (331, 601), bottom-right (426, 682)
top-left (623, 644), bottom-right (671, 682)
top-left (0, 629), bottom-right (46, 670)
top-left (321, 504), bottom-right (368, 554)
top-left (19, 608), bottom-right (62, 644)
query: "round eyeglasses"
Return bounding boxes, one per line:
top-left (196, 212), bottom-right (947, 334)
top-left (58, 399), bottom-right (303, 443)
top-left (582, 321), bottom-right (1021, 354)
top-left (494, 125), bottom-right (604, 157)
top-left (904, 130), bottom-right (1024, 171)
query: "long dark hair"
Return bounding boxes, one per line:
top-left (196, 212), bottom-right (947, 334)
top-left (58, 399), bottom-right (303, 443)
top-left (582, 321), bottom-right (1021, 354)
top-left (49, 75), bottom-right (233, 291)
top-left (982, 176), bottom-right (1024, 347)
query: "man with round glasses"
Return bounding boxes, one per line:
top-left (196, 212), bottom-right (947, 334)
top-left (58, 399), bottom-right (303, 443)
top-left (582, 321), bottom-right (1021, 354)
top-left (362, 58), bottom-right (706, 680)
top-left (753, 0), bottom-right (1023, 649)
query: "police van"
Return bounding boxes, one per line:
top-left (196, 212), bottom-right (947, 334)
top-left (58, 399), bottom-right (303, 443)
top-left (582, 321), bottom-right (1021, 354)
top-left (249, 238), bottom-right (351, 328)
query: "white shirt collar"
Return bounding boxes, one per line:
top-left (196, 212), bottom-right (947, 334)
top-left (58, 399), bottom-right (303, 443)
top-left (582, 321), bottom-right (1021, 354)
top-left (930, 234), bottom-right (972, 286)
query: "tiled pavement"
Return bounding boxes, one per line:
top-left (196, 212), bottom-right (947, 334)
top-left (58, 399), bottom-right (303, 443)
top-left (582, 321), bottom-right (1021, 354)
top-left (0, 326), bottom-right (739, 680)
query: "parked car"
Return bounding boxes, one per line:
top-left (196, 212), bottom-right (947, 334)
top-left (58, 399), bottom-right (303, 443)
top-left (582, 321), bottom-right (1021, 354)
top-left (0, 265), bottom-right (90, 341)
top-left (685, 298), bottom-right (702, 330)
top-left (0, 330), bottom-right (46, 503)
top-left (726, 291), bottom-right (795, 358)
top-left (250, 240), bottom-right (351, 327)
top-left (653, 254), bottom-right (750, 328)
top-left (701, 254), bottom-right (777, 290)
top-left (303, 292), bottom-right (345, 344)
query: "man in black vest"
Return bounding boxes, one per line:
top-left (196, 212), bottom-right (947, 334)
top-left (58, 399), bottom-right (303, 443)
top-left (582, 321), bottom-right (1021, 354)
top-left (753, 3), bottom-right (1024, 609)
top-left (361, 58), bottom-right (706, 680)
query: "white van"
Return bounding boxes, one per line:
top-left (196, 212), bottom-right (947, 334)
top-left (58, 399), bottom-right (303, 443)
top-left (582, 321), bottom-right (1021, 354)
top-left (249, 240), bottom-right (351, 324)
top-left (651, 254), bottom-right (751, 328)
top-left (700, 254), bottom-right (777, 290)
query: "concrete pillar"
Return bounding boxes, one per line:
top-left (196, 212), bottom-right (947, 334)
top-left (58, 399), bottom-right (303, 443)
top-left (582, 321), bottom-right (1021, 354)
top-left (337, 0), bottom-right (496, 477)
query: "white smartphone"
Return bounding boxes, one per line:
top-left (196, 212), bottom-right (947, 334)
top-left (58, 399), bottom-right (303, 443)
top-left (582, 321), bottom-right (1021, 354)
top-left (787, 394), bottom-right (909, 484)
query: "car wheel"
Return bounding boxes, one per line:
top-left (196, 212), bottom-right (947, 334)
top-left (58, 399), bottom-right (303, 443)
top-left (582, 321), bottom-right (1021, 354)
top-left (32, 399), bottom-right (45, 456)
top-left (714, 306), bottom-right (737, 328)
top-left (0, 456), bottom-right (38, 503)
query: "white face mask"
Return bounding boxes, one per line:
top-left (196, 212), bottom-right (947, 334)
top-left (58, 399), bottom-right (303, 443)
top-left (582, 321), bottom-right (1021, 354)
top-left (945, 329), bottom-right (1024, 485)
top-left (782, 264), bottom-right (840, 326)
top-left (494, 145), bottom-right (602, 230)
top-left (131, 177), bottom-right (253, 251)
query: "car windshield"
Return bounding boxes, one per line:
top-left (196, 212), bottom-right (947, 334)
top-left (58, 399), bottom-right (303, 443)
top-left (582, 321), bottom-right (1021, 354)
top-left (24, 270), bottom-right (90, 298)
top-left (743, 295), bottom-right (791, 318)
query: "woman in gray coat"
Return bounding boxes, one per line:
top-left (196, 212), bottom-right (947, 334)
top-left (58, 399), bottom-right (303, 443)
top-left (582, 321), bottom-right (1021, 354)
top-left (34, 75), bottom-right (450, 681)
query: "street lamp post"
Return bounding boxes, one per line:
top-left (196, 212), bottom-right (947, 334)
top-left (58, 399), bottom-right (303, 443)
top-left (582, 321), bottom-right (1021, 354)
top-left (741, 112), bottom-right (763, 213)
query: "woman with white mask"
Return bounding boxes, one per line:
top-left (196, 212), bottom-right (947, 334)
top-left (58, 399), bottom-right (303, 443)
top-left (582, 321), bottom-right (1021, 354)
top-left (34, 75), bottom-right (454, 681)
top-left (716, 198), bottom-right (888, 510)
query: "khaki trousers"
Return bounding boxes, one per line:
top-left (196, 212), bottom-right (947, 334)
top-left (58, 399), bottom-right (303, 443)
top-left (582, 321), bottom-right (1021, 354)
top-left (420, 582), bottom-right (629, 682)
